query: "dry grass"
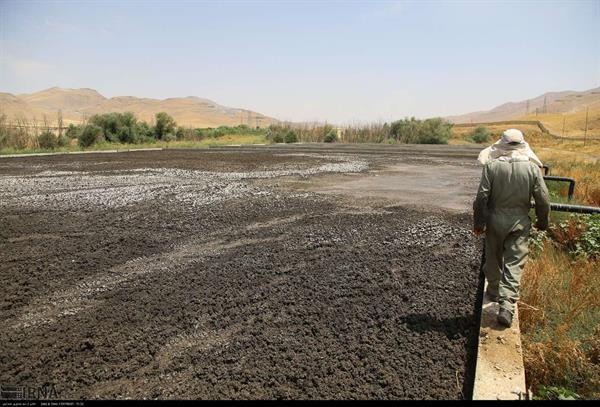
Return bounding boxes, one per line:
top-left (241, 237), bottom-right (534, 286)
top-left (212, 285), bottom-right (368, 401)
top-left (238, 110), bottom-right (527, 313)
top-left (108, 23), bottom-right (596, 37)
top-left (520, 241), bottom-right (600, 398)
top-left (452, 123), bottom-right (600, 156)
top-left (519, 144), bottom-right (600, 398)
top-left (517, 105), bottom-right (600, 139)
top-left (534, 150), bottom-right (600, 207)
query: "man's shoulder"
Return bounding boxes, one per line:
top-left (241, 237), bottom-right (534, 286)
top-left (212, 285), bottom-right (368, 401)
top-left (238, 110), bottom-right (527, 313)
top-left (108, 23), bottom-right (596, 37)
top-left (485, 158), bottom-right (540, 168)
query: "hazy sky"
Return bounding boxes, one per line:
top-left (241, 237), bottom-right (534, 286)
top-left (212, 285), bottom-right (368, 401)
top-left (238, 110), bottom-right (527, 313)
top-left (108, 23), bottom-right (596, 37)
top-left (1, 0), bottom-right (599, 123)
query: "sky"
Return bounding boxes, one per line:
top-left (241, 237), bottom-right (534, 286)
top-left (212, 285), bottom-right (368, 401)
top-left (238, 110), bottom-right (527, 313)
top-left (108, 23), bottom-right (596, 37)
top-left (0, 0), bottom-right (599, 123)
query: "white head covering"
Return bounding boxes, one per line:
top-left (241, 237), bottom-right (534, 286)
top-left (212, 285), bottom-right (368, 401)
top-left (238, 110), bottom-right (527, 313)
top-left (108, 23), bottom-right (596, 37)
top-left (477, 129), bottom-right (543, 167)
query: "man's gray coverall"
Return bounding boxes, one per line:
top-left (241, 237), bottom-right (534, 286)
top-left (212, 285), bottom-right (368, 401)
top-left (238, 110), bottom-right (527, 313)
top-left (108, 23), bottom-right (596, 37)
top-left (473, 157), bottom-right (550, 315)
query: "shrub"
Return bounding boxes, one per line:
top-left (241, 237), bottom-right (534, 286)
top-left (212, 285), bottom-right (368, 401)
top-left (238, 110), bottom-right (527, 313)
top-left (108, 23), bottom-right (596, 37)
top-left (389, 117), bottom-right (451, 144)
top-left (471, 126), bottom-right (491, 143)
top-left (88, 112), bottom-right (140, 143)
top-left (534, 386), bottom-right (582, 400)
top-left (57, 134), bottom-right (70, 147)
top-left (65, 124), bottom-right (80, 139)
top-left (390, 117), bottom-right (421, 143)
top-left (176, 127), bottom-right (185, 140)
top-left (550, 215), bottom-right (600, 259)
top-left (38, 131), bottom-right (57, 149)
top-left (163, 133), bottom-right (177, 142)
top-left (419, 118), bottom-right (452, 144)
top-left (266, 125), bottom-right (285, 143)
top-left (284, 130), bottom-right (297, 143)
top-left (324, 129), bottom-right (337, 143)
top-left (78, 124), bottom-right (104, 147)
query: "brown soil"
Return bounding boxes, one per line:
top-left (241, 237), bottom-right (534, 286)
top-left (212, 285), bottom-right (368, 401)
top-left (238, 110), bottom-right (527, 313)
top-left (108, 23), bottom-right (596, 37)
top-left (0, 145), bottom-right (483, 399)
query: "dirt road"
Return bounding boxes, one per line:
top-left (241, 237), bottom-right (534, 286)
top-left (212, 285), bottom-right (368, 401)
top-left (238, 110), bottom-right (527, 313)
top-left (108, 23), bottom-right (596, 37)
top-left (0, 144), bottom-right (484, 399)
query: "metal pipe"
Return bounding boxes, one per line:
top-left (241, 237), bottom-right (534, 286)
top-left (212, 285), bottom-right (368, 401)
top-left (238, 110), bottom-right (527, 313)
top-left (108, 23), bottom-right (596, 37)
top-left (543, 176), bottom-right (576, 201)
top-left (548, 202), bottom-right (600, 214)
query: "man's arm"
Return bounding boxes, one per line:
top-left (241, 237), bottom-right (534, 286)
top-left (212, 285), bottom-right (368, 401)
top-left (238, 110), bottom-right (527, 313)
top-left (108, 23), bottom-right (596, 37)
top-left (473, 164), bottom-right (492, 233)
top-left (532, 166), bottom-right (550, 230)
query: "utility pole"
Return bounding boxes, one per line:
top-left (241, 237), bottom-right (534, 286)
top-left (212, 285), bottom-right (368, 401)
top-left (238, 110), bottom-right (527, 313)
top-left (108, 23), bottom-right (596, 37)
top-left (543, 96), bottom-right (548, 114)
top-left (584, 106), bottom-right (589, 146)
top-left (526, 100), bottom-right (530, 115)
top-left (562, 116), bottom-right (566, 142)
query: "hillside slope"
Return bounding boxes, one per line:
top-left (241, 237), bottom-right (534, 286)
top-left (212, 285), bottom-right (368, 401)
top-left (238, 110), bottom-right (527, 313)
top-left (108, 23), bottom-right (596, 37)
top-left (0, 87), bottom-right (278, 128)
top-left (447, 87), bottom-right (600, 138)
top-left (447, 87), bottom-right (600, 123)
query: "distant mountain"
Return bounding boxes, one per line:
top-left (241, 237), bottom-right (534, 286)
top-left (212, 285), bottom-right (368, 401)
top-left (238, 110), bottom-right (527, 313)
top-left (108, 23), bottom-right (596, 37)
top-left (447, 87), bottom-right (600, 124)
top-left (0, 87), bottom-right (278, 128)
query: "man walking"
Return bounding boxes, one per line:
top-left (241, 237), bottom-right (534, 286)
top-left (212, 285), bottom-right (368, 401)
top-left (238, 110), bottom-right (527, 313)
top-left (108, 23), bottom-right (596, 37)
top-left (473, 129), bottom-right (550, 327)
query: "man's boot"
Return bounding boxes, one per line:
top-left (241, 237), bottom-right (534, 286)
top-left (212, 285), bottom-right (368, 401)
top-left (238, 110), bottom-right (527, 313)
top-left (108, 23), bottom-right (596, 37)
top-left (497, 308), bottom-right (513, 327)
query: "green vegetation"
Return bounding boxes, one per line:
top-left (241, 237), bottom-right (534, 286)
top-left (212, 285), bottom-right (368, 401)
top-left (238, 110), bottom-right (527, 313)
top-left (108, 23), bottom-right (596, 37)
top-left (194, 124), bottom-right (264, 139)
top-left (78, 124), bottom-right (103, 147)
top-left (154, 112), bottom-right (177, 140)
top-left (389, 117), bottom-right (452, 144)
top-left (339, 117), bottom-right (452, 144)
top-left (265, 125), bottom-right (290, 143)
top-left (534, 386), bottom-right (582, 400)
top-left (1, 111), bottom-right (455, 154)
top-left (470, 125), bottom-right (491, 143)
top-left (324, 127), bottom-right (337, 143)
top-left (550, 215), bottom-right (600, 259)
top-left (37, 130), bottom-right (59, 149)
top-left (0, 112), bottom-right (271, 153)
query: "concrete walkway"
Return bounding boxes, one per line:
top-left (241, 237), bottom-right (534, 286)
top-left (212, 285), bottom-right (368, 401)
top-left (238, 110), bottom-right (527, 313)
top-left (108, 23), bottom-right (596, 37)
top-left (473, 281), bottom-right (527, 400)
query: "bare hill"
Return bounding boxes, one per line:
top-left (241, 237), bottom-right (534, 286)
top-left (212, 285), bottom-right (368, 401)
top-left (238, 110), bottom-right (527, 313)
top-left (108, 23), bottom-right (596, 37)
top-left (0, 87), bottom-right (278, 128)
top-left (447, 87), bottom-right (600, 124)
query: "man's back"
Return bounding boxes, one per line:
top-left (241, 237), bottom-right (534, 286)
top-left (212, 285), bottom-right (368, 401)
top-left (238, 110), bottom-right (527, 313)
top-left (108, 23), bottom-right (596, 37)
top-left (487, 158), bottom-right (539, 215)
top-left (474, 156), bottom-right (550, 230)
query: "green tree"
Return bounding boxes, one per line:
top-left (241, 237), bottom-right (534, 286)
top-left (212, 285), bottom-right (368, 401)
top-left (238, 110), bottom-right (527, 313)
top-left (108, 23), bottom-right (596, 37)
top-left (154, 112), bottom-right (177, 140)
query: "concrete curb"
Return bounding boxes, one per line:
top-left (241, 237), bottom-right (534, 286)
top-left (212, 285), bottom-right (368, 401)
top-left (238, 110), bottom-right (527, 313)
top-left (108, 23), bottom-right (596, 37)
top-left (0, 148), bottom-right (163, 158)
top-left (472, 281), bottom-right (527, 400)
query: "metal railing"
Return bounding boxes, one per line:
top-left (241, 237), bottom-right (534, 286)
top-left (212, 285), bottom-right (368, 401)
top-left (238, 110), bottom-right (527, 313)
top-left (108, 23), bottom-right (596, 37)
top-left (543, 176), bottom-right (576, 201)
top-left (532, 164), bottom-right (600, 214)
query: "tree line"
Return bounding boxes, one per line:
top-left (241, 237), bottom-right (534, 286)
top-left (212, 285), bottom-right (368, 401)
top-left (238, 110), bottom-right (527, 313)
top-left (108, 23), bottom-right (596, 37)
top-left (0, 110), bottom-right (457, 151)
